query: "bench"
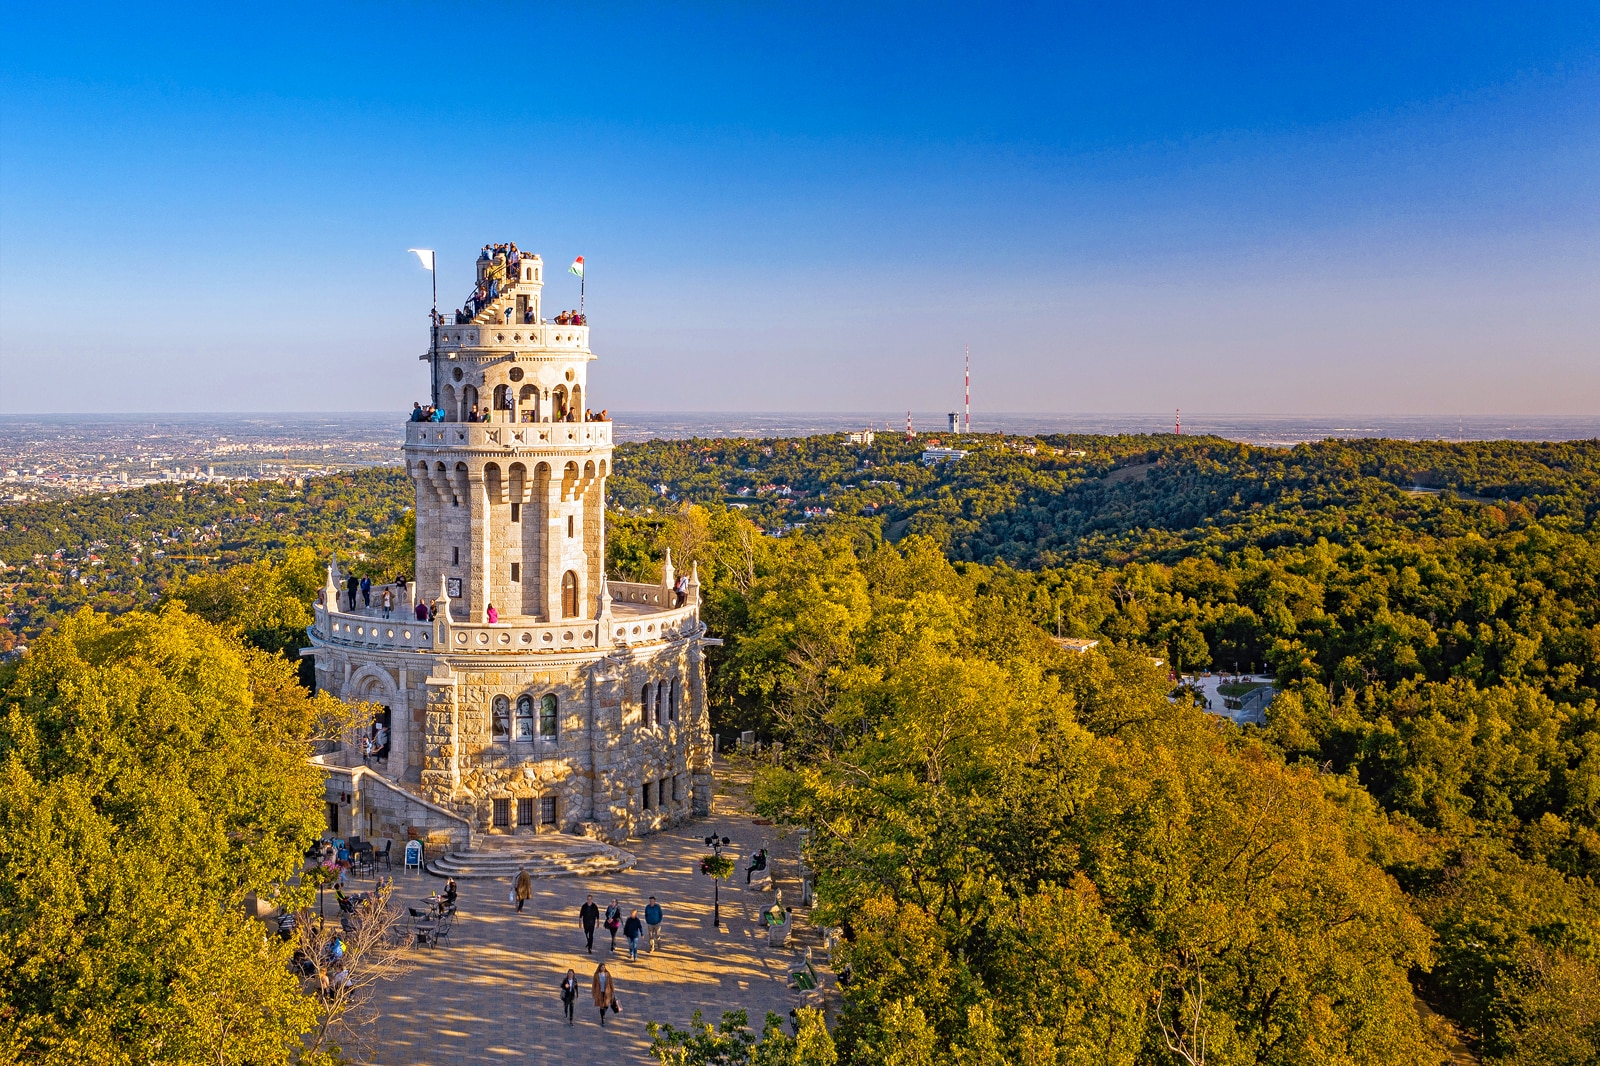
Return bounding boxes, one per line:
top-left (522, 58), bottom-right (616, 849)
top-left (767, 910), bottom-right (793, 948)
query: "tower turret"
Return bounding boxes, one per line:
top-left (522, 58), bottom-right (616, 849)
top-left (406, 244), bottom-right (610, 623)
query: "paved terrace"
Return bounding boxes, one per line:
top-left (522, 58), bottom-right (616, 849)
top-left (357, 773), bottom-right (812, 1065)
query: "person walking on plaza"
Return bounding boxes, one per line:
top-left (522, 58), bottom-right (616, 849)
top-left (579, 894), bottom-right (600, 953)
top-left (360, 575), bottom-right (371, 608)
top-left (591, 963), bottom-right (618, 1026)
top-left (644, 896), bottom-right (663, 952)
top-left (604, 898), bottom-right (623, 953)
top-left (345, 574), bottom-right (359, 612)
top-left (380, 587), bottom-right (393, 619)
top-left (559, 968), bottom-right (579, 1026)
top-left (623, 909), bottom-right (644, 961)
top-left (513, 867), bottom-right (532, 913)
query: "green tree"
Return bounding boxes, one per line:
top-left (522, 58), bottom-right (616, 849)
top-left (0, 606), bottom-right (337, 1062)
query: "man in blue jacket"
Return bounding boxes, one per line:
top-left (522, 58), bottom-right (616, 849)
top-left (644, 896), bottom-right (664, 953)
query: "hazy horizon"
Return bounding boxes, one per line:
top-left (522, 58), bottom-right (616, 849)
top-left (2, 3), bottom-right (1597, 416)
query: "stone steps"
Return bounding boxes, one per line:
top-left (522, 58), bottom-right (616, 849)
top-left (426, 836), bottom-right (635, 879)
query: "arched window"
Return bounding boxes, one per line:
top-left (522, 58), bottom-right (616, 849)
top-left (539, 694), bottom-right (558, 738)
top-left (491, 695), bottom-right (510, 742)
top-left (655, 680), bottom-right (667, 727)
top-left (515, 695), bottom-right (534, 741)
top-left (669, 678), bottom-right (678, 721)
top-left (561, 571), bottom-right (579, 617)
top-left (640, 684), bottom-right (652, 721)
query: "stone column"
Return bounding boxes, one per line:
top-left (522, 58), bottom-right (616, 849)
top-left (687, 639), bottom-right (713, 817)
top-left (467, 467), bottom-right (489, 623)
top-left (420, 664), bottom-right (460, 807)
top-left (587, 656), bottom-right (632, 843)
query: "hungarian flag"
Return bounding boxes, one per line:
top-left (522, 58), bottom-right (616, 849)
top-left (568, 256), bottom-right (584, 279)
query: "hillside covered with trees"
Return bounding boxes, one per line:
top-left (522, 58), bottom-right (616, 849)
top-left (2, 432), bottom-right (1597, 1063)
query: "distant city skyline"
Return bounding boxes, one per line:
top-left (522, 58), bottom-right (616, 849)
top-left (2, 2), bottom-right (1597, 415)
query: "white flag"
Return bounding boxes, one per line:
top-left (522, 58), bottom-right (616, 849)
top-left (408, 248), bottom-right (435, 271)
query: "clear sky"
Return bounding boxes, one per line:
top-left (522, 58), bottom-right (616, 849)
top-left (1, 2), bottom-right (1596, 415)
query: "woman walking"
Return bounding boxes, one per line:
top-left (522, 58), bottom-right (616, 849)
top-left (559, 968), bottom-right (579, 1026)
top-left (604, 898), bottom-right (623, 952)
top-left (513, 867), bottom-right (532, 913)
top-left (591, 963), bottom-right (618, 1026)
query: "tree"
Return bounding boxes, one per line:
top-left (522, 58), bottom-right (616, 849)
top-left (0, 606), bottom-right (338, 1062)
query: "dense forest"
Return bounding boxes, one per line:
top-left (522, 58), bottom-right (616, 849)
top-left (3, 432), bottom-right (1598, 1063)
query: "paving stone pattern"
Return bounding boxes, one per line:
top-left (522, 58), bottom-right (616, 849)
top-left (361, 799), bottom-right (806, 1064)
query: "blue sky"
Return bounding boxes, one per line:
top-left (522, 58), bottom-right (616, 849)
top-left (1, 1), bottom-right (1596, 415)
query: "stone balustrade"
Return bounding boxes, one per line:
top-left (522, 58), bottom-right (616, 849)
top-left (404, 421), bottom-right (612, 450)
top-left (315, 604), bottom-right (437, 651)
top-left (313, 595), bottom-right (700, 654)
top-left (434, 324), bottom-right (589, 351)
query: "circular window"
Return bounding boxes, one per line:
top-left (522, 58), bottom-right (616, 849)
top-left (564, 368), bottom-right (575, 382)
top-left (509, 367), bottom-right (524, 381)
top-left (499, 632), bottom-right (511, 644)
top-left (452, 367), bottom-right (464, 382)
top-left (520, 632), bottom-right (532, 643)
top-left (476, 632), bottom-right (489, 644)
top-left (456, 632), bottom-right (468, 644)
top-left (563, 631), bottom-right (574, 640)
top-left (542, 633), bottom-right (553, 643)
top-left (403, 630), bottom-right (412, 639)
top-left (583, 629), bottom-right (593, 639)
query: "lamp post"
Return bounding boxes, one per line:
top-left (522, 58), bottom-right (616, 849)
top-left (704, 834), bottom-right (731, 928)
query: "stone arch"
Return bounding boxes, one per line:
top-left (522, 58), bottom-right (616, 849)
top-left (552, 384), bottom-right (568, 421)
top-left (483, 462), bottom-right (503, 503)
top-left (519, 384), bottom-right (539, 420)
top-left (561, 461), bottom-right (579, 501)
top-left (655, 679), bottom-right (667, 725)
top-left (441, 384), bottom-right (457, 419)
top-left (492, 384), bottom-right (509, 417)
top-left (461, 384), bottom-right (478, 421)
top-left (571, 384), bottom-right (581, 420)
top-left (347, 663), bottom-right (399, 706)
top-left (508, 462), bottom-right (527, 503)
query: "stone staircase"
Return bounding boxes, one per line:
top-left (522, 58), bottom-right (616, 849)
top-left (425, 833), bottom-right (635, 880)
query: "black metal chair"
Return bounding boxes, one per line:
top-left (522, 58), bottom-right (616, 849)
top-left (407, 907), bottom-right (437, 947)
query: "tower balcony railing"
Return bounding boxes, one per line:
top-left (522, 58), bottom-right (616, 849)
top-left (433, 324), bottom-right (589, 351)
top-left (311, 594), bottom-right (700, 654)
top-left (404, 421), bottom-right (612, 450)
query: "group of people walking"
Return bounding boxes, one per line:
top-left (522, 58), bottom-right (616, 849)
top-left (498, 889), bottom-right (668, 1027)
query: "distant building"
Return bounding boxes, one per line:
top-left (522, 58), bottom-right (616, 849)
top-left (947, 413), bottom-right (959, 432)
top-left (921, 447), bottom-right (969, 465)
top-left (845, 430), bottom-right (875, 445)
top-left (1052, 637), bottom-right (1100, 653)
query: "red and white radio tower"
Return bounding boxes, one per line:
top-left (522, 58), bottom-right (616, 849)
top-left (1175, 408), bottom-right (1182, 435)
top-left (905, 410), bottom-right (914, 441)
top-left (964, 345), bottom-right (970, 433)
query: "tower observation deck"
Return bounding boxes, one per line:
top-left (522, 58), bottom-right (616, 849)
top-left (305, 243), bottom-right (714, 850)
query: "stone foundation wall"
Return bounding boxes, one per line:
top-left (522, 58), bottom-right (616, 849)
top-left (312, 630), bottom-right (713, 846)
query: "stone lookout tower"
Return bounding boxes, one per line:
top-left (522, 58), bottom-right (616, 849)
top-left (306, 244), bottom-right (714, 853)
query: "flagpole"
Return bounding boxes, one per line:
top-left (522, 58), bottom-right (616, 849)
top-left (430, 259), bottom-right (439, 409)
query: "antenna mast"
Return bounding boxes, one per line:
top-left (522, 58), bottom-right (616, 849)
top-left (964, 345), bottom-right (970, 433)
top-left (905, 410), bottom-right (913, 441)
top-left (1175, 408), bottom-right (1182, 435)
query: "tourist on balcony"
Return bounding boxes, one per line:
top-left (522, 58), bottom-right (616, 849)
top-left (674, 573), bottom-right (689, 608)
top-left (598, 409), bottom-right (609, 421)
top-left (523, 305), bottom-right (535, 324)
top-left (486, 603), bottom-right (499, 624)
top-left (380, 587), bottom-right (393, 619)
top-left (414, 598), bottom-right (429, 622)
top-left (345, 574), bottom-right (359, 612)
top-left (430, 405), bottom-right (445, 423)
top-left (410, 402), bottom-right (425, 422)
top-left (359, 575), bottom-right (371, 608)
